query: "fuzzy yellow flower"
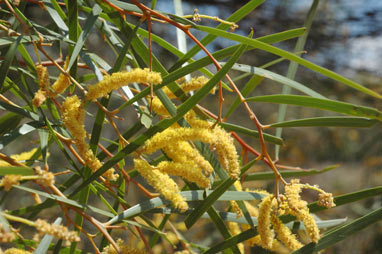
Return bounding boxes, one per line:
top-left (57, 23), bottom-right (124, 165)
top-left (285, 179), bottom-right (320, 243)
top-left (134, 159), bottom-right (188, 211)
top-left (156, 161), bottom-right (210, 188)
top-left (61, 95), bottom-right (117, 180)
top-left (143, 126), bottom-right (239, 179)
top-left (162, 76), bottom-right (212, 99)
top-left (228, 222), bottom-right (244, 253)
top-left (0, 148), bottom-right (38, 167)
top-left (258, 195), bottom-right (276, 249)
top-left (85, 68), bottom-right (162, 101)
top-left (271, 212), bottom-right (303, 251)
top-left (33, 64), bottom-right (50, 107)
top-left (0, 175), bottom-right (22, 191)
top-left (162, 140), bottom-right (213, 175)
top-left (3, 248), bottom-right (32, 254)
top-left (35, 219), bottom-right (80, 242)
top-left (51, 57), bottom-right (71, 95)
top-left (101, 238), bottom-right (146, 254)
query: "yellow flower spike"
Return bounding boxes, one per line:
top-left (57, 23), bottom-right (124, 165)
top-left (51, 56), bottom-right (71, 96)
top-left (185, 112), bottom-right (240, 179)
top-left (271, 212), bottom-right (303, 251)
top-left (0, 175), bottom-right (22, 191)
top-left (156, 161), bottom-right (210, 188)
top-left (0, 148), bottom-right (38, 167)
top-left (227, 222), bottom-right (244, 253)
top-left (33, 64), bottom-right (50, 107)
top-left (134, 159), bottom-right (188, 211)
top-left (284, 179), bottom-right (320, 243)
top-left (243, 233), bottom-right (287, 253)
top-left (142, 127), bottom-right (216, 155)
top-left (258, 195), bottom-right (276, 249)
top-left (4, 248), bottom-right (32, 254)
top-left (62, 96), bottom-right (118, 180)
top-left (35, 219), bottom-right (80, 242)
top-left (85, 68), bottom-right (162, 101)
top-left (212, 125), bottom-right (240, 179)
top-left (101, 238), bottom-right (146, 254)
top-left (143, 126), bottom-right (239, 179)
top-left (162, 141), bottom-right (213, 175)
top-left (151, 96), bottom-right (170, 116)
top-left (162, 76), bottom-right (212, 99)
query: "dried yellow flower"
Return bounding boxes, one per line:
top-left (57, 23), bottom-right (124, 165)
top-left (134, 159), bottom-right (188, 211)
top-left (33, 65), bottom-right (50, 107)
top-left (318, 192), bottom-right (336, 208)
top-left (0, 175), bottom-right (22, 191)
top-left (35, 167), bottom-right (55, 186)
top-left (35, 219), bottom-right (80, 242)
top-left (0, 224), bottom-right (16, 243)
top-left (85, 68), bottom-right (162, 101)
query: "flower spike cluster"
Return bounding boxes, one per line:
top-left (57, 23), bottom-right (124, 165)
top-left (134, 159), bottom-right (188, 211)
top-left (134, 76), bottom-right (240, 210)
top-left (227, 178), bottom-right (336, 252)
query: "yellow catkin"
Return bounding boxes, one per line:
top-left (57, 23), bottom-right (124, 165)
top-left (271, 213), bottom-right (303, 251)
top-left (61, 96), bottom-right (117, 180)
top-left (33, 65), bottom-right (50, 107)
top-left (0, 175), bottom-right (22, 191)
top-left (162, 140), bottom-right (213, 175)
top-left (230, 181), bottom-right (243, 217)
top-left (101, 238), bottom-right (146, 254)
top-left (227, 222), bottom-right (244, 253)
top-left (162, 76), bottom-right (212, 99)
top-left (0, 148), bottom-right (38, 167)
top-left (156, 161), bottom-right (210, 188)
top-left (35, 167), bottom-right (55, 186)
top-left (35, 219), bottom-right (80, 242)
top-left (85, 68), bottom-right (162, 101)
top-left (151, 96), bottom-right (170, 116)
top-left (285, 179), bottom-right (320, 243)
top-left (142, 127), bottom-right (216, 154)
top-left (4, 248), bottom-right (32, 254)
top-left (51, 57), bottom-right (71, 95)
top-left (134, 159), bottom-right (188, 211)
top-left (258, 195), bottom-right (275, 249)
top-left (185, 111), bottom-right (240, 179)
top-left (143, 126), bottom-right (239, 179)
